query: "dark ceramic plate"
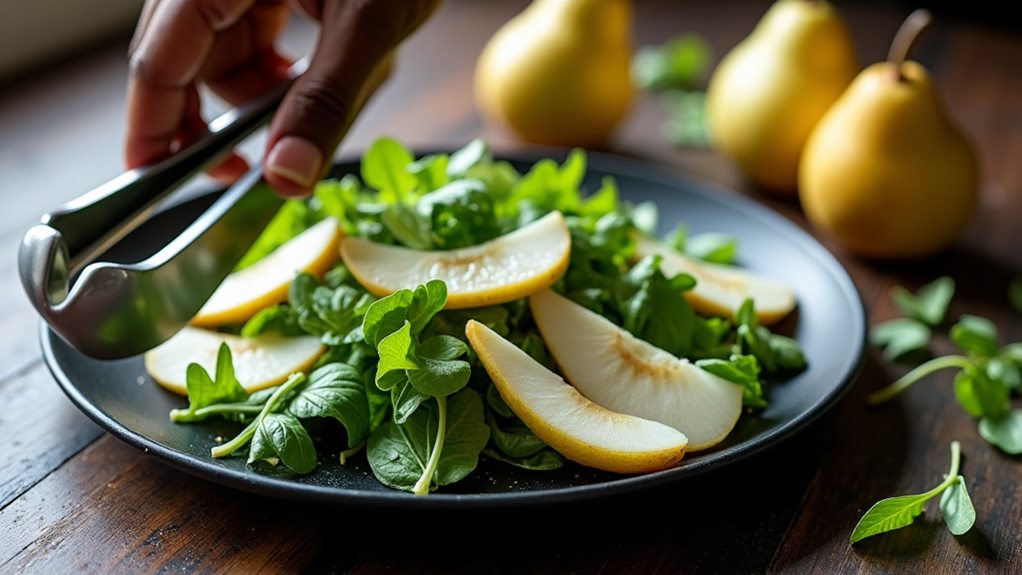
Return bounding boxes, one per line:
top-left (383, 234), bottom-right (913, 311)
top-left (43, 151), bottom-right (865, 508)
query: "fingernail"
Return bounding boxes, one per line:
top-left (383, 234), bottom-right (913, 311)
top-left (266, 136), bottom-right (322, 189)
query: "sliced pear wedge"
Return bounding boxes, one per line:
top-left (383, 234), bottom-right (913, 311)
top-left (466, 320), bottom-right (688, 474)
top-left (145, 327), bottom-right (324, 396)
top-left (192, 217), bottom-right (342, 328)
top-left (634, 234), bottom-right (796, 325)
top-left (341, 211), bottom-right (570, 309)
top-left (530, 289), bottom-right (743, 451)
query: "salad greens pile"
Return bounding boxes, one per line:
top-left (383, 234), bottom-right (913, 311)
top-left (171, 137), bottom-right (806, 495)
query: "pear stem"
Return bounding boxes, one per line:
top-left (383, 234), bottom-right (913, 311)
top-left (888, 9), bottom-right (933, 81)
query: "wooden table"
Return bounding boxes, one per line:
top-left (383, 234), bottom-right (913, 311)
top-left (1, 1), bottom-right (1019, 572)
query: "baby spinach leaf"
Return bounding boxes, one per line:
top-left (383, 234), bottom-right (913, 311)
top-left (951, 315), bottom-right (999, 358)
top-left (939, 476), bottom-right (976, 536)
top-left (483, 448), bottom-right (564, 471)
top-left (406, 280), bottom-right (448, 334)
top-left (391, 378), bottom-right (429, 425)
top-left (361, 137), bottom-right (416, 203)
top-left (979, 410), bottom-right (1022, 454)
top-left (287, 363), bottom-right (370, 447)
top-left (870, 318), bottom-right (932, 360)
top-left (367, 390), bottom-right (489, 493)
top-left (891, 277), bottom-right (955, 327)
top-left (406, 344), bottom-right (471, 397)
top-left (249, 412), bottom-right (317, 474)
top-left (486, 410), bottom-right (548, 459)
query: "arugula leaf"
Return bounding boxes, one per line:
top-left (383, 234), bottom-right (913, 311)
top-left (685, 233), bottom-right (738, 264)
top-left (182, 344), bottom-right (248, 414)
top-left (286, 363), bottom-right (370, 447)
top-left (417, 180), bottom-right (499, 249)
top-left (851, 441), bottom-right (970, 543)
top-left (361, 137), bottom-right (417, 202)
top-left (871, 318), bottom-right (932, 360)
top-left (621, 255), bottom-right (696, 357)
top-left (736, 300), bottom-right (776, 373)
top-left (979, 410), bottom-right (1022, 454)
top-left (580, 177), bottom-right (619, 219)
top-left (891, 277), bottom-right (955, 327)
top-left (249, 413), bottom-right (317, 474)
top-left (951, 315), bottom-right (999, 358)
top-left (363, 289), bottom-right (416, 348)
top-left (366, 389), bottom-right (489, 494)
top-left (406, 281), bottom-right (448, 334)
top-left (696, 355), bottom-right (766, 408)
top-left (632, 34), bottom-right (711, 91)
top-left (939, 476), bottom-right (976, 536)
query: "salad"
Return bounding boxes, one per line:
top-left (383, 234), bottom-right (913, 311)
top-left (145, 137), bottom-right (806, 495)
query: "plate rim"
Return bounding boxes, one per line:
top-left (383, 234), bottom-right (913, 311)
top-left (41, 149), bottom-right (867, 508)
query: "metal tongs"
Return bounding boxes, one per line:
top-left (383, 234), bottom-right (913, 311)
top-left (19, 62), bottom-right (308, 360)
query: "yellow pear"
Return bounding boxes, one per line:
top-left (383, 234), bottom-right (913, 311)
top-left (705, 0), bottom-right (858, 194)
top-left (799, 10), bottom-right (977, 259)
top-left (475, 0), bottom-right (633, 147)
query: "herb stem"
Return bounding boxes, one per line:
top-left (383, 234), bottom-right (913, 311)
top-left (923, 440), bottom-right (963, 499)
top-left (211, 373), bottom-right (307, 459)
top-left (339, 441), bottom-right (366, 465)
top-left (170, 403), bottom-right (264, 422)
top-left (413, 395), bottom-right (448, 496)
top-left (867, 355), bottom-right (973, 405)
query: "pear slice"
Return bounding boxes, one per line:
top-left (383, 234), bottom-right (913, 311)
top-left (530, 289), bottom-right (743, 451)
top-left (634, 234), bottom-right (796, 325)
top-left (341, 211), bottom-right (570, 309)
top-left (466, 320), bottom-right (688, 474)
top-left (192, 217), bottom-right (342, 328)
top-left (145, 327), bottom-right (325, 396)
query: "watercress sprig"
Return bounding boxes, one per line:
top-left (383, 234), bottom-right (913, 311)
top-left (850, 441), bottom-right (975, 543)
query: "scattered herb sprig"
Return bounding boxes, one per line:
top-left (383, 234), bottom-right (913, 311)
top-left (850, 441), bottom-right (975, 543)
top-left (632, 34), bottom-right (712, 148)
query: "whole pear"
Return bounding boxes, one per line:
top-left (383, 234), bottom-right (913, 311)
top-left (475, 0), bottom-right (632, 147)
top-left (705, 0), bottom-right (858, 194)
top-left (799, 60), bottom-right (978, 258)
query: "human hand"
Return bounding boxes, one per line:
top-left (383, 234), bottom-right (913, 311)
top-left (126, 0), bottom-right (440, 196)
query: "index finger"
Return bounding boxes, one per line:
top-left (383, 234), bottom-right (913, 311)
top-left (125, 0), bottom-right (256, 168)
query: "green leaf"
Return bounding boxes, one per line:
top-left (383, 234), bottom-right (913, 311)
top-left (248, 413), bottom-right (317, 474)
top-left (184, 344), bottom-right (248, 412)
top-left (375, 321), bottom-right (420, 389)
top-left (954, 370), bottom-right (986, 418)
top-left (407, 336), bottom-right (471, 397)
top-left (447, 138), bottom-right (488, 177)
top-left (662, 90), bottom-right (709, 148)
top-left (1010, 277), bottom-right (1022, 314)
top-left (417, 180), bottom-right (499, 249)
top-left (366, 389), bottom-right (489, 492)
top-left (770, 334), bottom-right (808, 372)
top-left (362, 289), bottom-right (415, 347)
top-left (408, 153), bottom-right (449, 192)
top-left (870, 318), bottom-right (932, 360)
top-left (951, 315), bottom-right (999, 358)
top-left (987, 356), bottom-right (1021, 391)
top-left (850, 493), bottom-right (929, 543)
top-left (736, 300), bottom-right (777, 373)
top-left (632, 34), bottom-right (711, 91)
top-left (234, 201), bottom-right (315, 271)
top-left (287, 363), bottom-right (370, 447)
top-left (621, 255), bottom-right (695, 357)
top-left (361, 137), bottom-right (416, 202)
top-left (381, 203), bottom-right (433, 249)
top-left (406, 280), bottom-right (448, 334)
top-left (486, 383), bottom-right (514, 419)
top-left (696, 355), bottom-right (766, 408)
top-left (483, 448), bottom-right (564, 471)
top-left (979, 410), bottom-right (1022, 454)
top-left (891, 277), bottom-right (955, 326)
top-left (685, 233), bottom-right (738, 264)
top-left (391, 377), bottom-right (428, 424)
top-left (486, 410), bottom-right (548, 459)
top-left (939, 476), bottom-right (976, 536)
top-left (241, 305), bottom-right (303, 338)
top-left (580, 177), bottom-right (619, 219)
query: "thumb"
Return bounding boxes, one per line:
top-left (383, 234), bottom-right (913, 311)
top-left (264, 1), bottom-right (434, 197)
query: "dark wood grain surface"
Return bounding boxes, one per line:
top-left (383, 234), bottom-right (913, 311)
top-left (1, 1), bottom-right (1020, 573)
